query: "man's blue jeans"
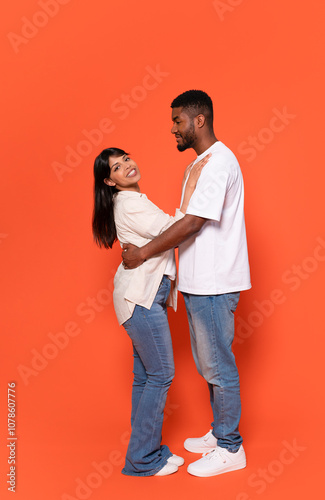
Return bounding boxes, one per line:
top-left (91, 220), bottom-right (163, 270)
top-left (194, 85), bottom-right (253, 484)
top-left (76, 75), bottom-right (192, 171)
top-left (121, 276), bottom-right (174, 476)
top-left (182, 291), bottom-right (243, 452)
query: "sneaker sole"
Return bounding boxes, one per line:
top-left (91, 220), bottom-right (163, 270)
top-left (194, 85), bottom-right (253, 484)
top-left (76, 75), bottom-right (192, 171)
top-left (187, 461), bottom-right (246, 477)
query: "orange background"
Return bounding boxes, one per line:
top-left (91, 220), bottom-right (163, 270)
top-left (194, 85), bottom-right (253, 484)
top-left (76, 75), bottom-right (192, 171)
top-left (1, 1), bottom-right (324, 499)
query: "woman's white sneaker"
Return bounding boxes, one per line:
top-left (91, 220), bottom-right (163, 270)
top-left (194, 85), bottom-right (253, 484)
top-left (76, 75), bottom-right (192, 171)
top-left (184, 429), bottom-right (218, 453)
top-left (187, 445), bottom-right (246, 477)
top-left (167, 454), bottom-right (185, 466)
top-left (154, 462), bottom-right (178, 476)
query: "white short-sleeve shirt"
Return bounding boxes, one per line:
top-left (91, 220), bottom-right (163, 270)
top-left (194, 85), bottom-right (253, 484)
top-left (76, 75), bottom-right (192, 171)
top-left (178, 141), bottom-right (251, 295)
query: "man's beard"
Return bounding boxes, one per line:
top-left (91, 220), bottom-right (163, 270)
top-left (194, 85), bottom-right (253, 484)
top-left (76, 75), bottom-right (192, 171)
top-left (177, 122), bottom-right (196, 152)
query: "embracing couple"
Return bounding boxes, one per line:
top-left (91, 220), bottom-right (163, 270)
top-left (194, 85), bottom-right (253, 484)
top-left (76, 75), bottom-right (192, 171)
top-left (92, 90), bottom-right (251, 478)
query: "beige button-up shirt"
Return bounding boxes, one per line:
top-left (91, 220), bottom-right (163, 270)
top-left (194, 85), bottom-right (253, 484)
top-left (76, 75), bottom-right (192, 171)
top-left (112, 191), bottom-right (185, 325)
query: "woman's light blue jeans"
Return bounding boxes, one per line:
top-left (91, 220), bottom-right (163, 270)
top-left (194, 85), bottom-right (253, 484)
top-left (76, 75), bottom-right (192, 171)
top-left (182, 291), bottom-right (243, 452)
top-left (121, 276), bottom-right (174, 476)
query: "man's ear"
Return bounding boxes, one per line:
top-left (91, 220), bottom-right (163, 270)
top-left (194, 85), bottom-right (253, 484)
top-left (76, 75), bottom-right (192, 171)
top-left (196, 114), bottom-right (206, 128)
top-left (104, 178), bottom-right (116, 187)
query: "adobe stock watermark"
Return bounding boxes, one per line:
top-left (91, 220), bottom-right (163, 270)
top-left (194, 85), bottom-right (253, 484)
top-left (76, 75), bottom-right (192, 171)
top-left (17, 270), bottom-right (117, 386)
top-left (51, 64), bottom-right (169, 183)
top-left (212, 0), bottom-right (245, 21)
top-left (236, 438), bottom-right (306, 499)
top-left (7, 0), bottom-right (72, 54)
top-left (188, 164), bottom-right (230, 214)
top-left (234, 237), bottom-right (325, 346)
top-left (61, 397), bottom-right (180, 499)
top-left (0, 233), bottom-right (8, 244)
top-left (237, 107), bottom-right (296, 162)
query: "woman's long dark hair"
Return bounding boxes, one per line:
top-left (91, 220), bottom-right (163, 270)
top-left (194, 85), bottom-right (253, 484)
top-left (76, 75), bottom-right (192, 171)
top-left (92, 147), bottom-right (128, 249)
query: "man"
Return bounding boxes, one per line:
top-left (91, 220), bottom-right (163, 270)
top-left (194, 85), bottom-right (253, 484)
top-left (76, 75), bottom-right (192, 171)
top-left (122, 90), bottom-right (251, 477)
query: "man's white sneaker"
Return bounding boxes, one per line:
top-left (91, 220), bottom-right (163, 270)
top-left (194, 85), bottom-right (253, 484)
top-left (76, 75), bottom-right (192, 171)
top-left (154, 462), bottom-right (178, 476)
top-left (184, 429), bottom-right (217, 453)
top-left (167, 454), bottom-right (185, 466)
top-left (187, 445), bottom-right (246, 477)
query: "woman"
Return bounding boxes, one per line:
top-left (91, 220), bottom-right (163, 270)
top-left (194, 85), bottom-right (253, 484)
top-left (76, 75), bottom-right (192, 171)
top-left (92, 147), bottom-right (209, 477)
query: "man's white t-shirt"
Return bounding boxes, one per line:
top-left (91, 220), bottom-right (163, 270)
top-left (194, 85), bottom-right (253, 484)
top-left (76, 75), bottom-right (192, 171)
top-left (178, 141), bottom-right (251, 295)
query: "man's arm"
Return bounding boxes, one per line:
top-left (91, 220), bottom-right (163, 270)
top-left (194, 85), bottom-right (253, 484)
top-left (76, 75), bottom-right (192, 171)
top-left (122, 214), bottom-right (207, 269)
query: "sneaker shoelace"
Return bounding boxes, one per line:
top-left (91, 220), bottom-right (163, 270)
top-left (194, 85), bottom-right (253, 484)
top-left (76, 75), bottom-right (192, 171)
top-left (203, 448), bottom-right (227, 463)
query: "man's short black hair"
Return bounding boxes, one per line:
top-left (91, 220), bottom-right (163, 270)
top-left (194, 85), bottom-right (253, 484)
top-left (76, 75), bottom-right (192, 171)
top-left (171, 90), bottom-right (213, 127)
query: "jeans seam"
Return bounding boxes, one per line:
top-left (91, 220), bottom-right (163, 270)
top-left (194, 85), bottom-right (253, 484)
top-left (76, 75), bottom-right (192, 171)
top-left (122, 277), bottom-right (174, 475)
top-left (139, 300), bottom-right (173, 454)
top-left (210, 297), bottom-right (225, 439)
top-left (185, 293), bottom-right (241, 448)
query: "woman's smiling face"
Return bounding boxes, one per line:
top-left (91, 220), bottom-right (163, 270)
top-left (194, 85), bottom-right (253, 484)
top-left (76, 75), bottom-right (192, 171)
top-left (105, 154), bottom-right (141, 191)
